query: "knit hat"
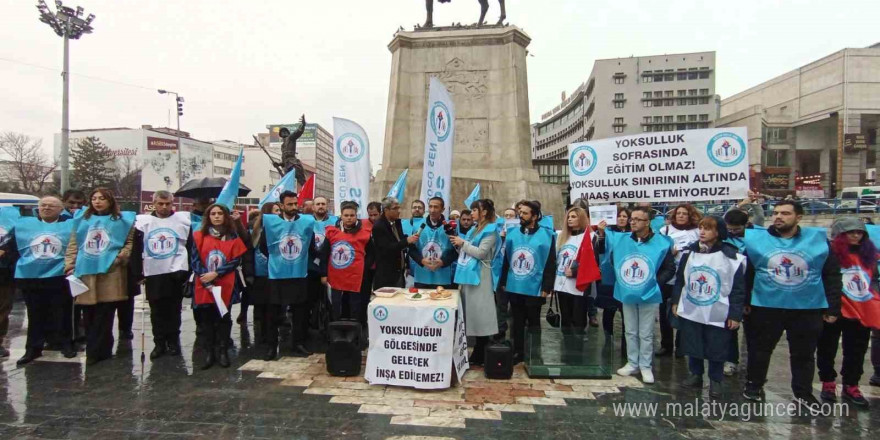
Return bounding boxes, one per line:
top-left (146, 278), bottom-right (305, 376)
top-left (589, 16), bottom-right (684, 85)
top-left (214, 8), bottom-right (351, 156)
top-left (830, 216), bottom-right (867, 238)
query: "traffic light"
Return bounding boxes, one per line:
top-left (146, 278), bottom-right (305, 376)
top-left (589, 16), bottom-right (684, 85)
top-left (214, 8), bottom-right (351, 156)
top-left (176, 96), bottom-right (184, 116)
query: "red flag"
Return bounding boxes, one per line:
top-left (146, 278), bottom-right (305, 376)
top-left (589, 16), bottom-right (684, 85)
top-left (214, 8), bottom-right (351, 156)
top-left (575, 227), bottom-right (602, 291)
top-left (297, 174), bottom-right (315, 208)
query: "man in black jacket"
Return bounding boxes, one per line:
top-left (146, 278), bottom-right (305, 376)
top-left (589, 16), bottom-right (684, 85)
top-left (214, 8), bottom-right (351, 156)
top-left (371, 197), bottom-right (418, 289)
top-left (742, 200), bottom-right (841, 410)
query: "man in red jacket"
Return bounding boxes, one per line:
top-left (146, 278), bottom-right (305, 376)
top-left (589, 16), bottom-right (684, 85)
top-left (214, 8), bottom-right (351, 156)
top-left (322, 201), bottom-right (375, 321)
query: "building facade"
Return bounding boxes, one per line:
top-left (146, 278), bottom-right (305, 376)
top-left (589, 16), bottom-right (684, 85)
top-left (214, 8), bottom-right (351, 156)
top-left (265, 122), bottom-right (334, 204)
top-left (717, 44), bottom-right (880, 198)
top-left (531, 51), bottom-right (717, 190)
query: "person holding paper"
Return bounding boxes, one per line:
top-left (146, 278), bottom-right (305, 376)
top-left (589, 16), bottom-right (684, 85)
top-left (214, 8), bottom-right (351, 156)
top-left (64, 188), bottom-right (135, 365)
top-left (450, 199), bottom-right (500, 366)
top-left (8, 198), bottom-right (75, 364)
top-left (191, 204), bottom-right (247, 369)
top-left (372, 197), bottom-right (419, 290)
top-left (260, 191), bottom-right (323, 359)
top-left (321, 201), bottom-right (373, 323)
top-left (657, 204), bottom-right (702, 358)
top-left (605, 206), bottom-right (677, 384)
top-left (135, 191), bottom-right (191, 360)
top-left (595, 207), bottom-right (631, 337)
top-left (498, 200), bottom-right (556, 365)
top-left (671, 216), bottom-right (745, 398)
top-left (408, 197), bottom-right (458, 289)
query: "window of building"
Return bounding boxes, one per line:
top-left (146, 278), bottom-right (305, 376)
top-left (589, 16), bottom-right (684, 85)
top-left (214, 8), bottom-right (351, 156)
top-left (614, 93), bottom-right (624, 100)
top-left (677, 90), bottom-right (687, 97)
top-left (689, 98), bottom-right (698, 105)
top-left (687, 123), bottom-right (698, 130)
top-left (643, 100), bottom-right (652, 107)
top-left (699, 88), bottom-right (709, 95)
top-left (677, 123), bottom-right (687, 130)
top-left (643, 92), bottom-right (652, 99)
top-left (643, 74), bottom-right (653, 83)
top-left (688, 114), bottom-right (698, 122)
top-left (664, 115), bottom-right (673, 123)
top-left (766, 127), bottom-right (790, 143)
top-left (643, 126), bottom-right (650, 132)
top-left (699, 71), bottom-right (711, 79)
top-left (665, 124), bottom-right (674, 131)
top-left (664, 90), bottom-right (673, 97)
top-left (664, 73), bottom-right (674, 81)
top-left (688, 89), bottom-right (697, 96)
top-left (677, 115), bottom-right (686, 122)
top-left (699, 122), bottom-right (710, 129)
top-left (654, 74), bottom-right (664, 82)
top-left (614, 117), bottom-right (624, 124)
top-left (654, 91), bottom-right (663, 98)
top-left (699, 97), bottom-right (710, 105)
top-left (764, 149), bottom-right (789, 167)
top-left (699, 114), bottom-right (709, 121)
top-left (689, 72), bottom-right (698, 80)
top-left (614, 101), bottom-right (625, 108)
top-left (677, 72), bottom-right (688, 80)
top-left (678, 98), bottom-right (688, 106)
top-left (653, 116), bottom-right (663, 123)
top-left (614, 74), bottom-right (625, 84)
top-left (614, 126), bottom-right (624, 133)
top-left (643, 116), bottom-right (652, 124)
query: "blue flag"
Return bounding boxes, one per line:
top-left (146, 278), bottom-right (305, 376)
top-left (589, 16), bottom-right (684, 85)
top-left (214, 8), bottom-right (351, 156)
top-left (464, 183), bottom-right (480, 208)
top-left (215, 147), bottom-right (243, 210)
top-left (260, 169), bottom-right (296, 207)
top-left (387, 169), bottom-right (408, 202)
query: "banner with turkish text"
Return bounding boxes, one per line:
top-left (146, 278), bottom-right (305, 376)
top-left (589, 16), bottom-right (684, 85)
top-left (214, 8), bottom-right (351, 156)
top-left (420, 77), bottom-right (455, 216)
top-left (333, 117), bottom-right (370, 218)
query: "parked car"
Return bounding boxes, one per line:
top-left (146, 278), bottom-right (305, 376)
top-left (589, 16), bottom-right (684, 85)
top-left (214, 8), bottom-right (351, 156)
top-left (835, 200), bottom-right (879, 214)
top-left (800, 200), bottom-right (834, 214)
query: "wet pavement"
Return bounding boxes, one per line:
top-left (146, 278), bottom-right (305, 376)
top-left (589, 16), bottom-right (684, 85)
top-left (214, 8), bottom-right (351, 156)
top-left (0, 295), bottom-right (878, 439)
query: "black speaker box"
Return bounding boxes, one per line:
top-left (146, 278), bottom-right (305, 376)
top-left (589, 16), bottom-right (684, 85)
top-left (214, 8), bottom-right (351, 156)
top-left (326, 321), bottom-right (362, 377)
top-left (484, 341), bottom-right (513, 379)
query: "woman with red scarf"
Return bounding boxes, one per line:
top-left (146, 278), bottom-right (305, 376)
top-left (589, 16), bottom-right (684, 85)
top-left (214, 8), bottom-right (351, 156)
top-left (817, 217), bottom-right (880, 408)
top-left (191, 204), bottom-right (247, 370)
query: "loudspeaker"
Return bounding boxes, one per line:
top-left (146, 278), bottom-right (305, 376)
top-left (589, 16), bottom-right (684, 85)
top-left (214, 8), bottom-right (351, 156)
top-left (484, 341), bottom-right (513, 379)
top-left (326, 321), bottom-right (362, 377)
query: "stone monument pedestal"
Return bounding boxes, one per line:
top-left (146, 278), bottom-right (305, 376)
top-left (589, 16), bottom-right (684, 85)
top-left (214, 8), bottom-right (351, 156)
top-left (372, 26), bottom-right (564, 225)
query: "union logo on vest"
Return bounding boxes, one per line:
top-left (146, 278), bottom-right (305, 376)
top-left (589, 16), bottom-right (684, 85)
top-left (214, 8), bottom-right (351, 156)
top-left (206, 250), bottom-right (226, 272)
top-left (335, 133), bottom-right (366, 163)
top-left (83, 228), bottom-right (111, 256)
top-left (511, 247), bottom-right (538, 278)
top-left (685, 266), bottom-right (722, 306)
top-left (30, 234), bottom-right (63, 259)
top-left (146, 228), bottom-right (179, 259)
top-left (423, 240), bottom-right (443, 260)
top-left (314, 232), bottom-right (326, 249)
top-left (279, 234), bottom-right (305, 261)
top-left (556, 244), bottom-right (578, 276)
top-left (430, 101), bottom-right (451, 142)
top-left (842, 267), bottom-right (872, 302)
top-left (619, 255), bottom-right (652, 288)
top-left (706, 132), bottom-right (746, 167)
top-left (569, 145), bottom-right (598, 176)
top-left (765, 251), bottom-right (810, 288)
top-left (330, 241), bottom-right (356, 269)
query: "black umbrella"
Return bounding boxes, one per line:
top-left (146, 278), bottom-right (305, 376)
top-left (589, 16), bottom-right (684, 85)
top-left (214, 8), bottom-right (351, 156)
top-left (174, 177), bottom-right (251, 200)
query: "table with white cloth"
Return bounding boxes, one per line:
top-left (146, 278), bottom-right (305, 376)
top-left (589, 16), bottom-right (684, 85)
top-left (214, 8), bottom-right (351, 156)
top-left (365, 289), bottom-right (468, 390)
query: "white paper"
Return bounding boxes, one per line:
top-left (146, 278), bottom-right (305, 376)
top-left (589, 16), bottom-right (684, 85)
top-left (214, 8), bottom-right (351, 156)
top-left (211, 286), bottom-right (228, 317)
top-left (66, 275), bottom-right (89, 297)
top-left (589, 204), bottom-right (618, 226)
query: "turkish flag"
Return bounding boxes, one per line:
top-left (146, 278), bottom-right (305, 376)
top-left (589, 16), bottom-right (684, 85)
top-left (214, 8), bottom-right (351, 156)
top-left (575, 227), bottom-right (602, 291)
top-left (297, 174), bottom-right (315, 208)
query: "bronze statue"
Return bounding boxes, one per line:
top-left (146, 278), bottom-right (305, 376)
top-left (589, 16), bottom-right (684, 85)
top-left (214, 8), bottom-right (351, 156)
top-left (280, 114), bottom-right (308, 186)
top-left (424, 0), bottom-right (506, 28)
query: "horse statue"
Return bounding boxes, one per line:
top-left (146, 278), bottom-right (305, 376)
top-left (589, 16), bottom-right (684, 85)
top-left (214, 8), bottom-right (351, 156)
top-left (424, 0), bottom-right (507, 28)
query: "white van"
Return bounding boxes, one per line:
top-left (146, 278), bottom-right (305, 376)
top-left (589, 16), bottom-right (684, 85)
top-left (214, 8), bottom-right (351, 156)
top-left (839, 186), bottom-right (880, 200)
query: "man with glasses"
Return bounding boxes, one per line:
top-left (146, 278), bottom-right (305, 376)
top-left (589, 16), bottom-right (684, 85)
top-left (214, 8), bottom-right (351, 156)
top-left (371, 197), bottom-right (418, 289)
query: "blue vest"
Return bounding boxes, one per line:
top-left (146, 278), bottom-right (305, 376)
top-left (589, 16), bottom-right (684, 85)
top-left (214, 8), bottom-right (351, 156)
top-left (14, 218), bottom-right (73, 279)
top-left (867, 225), bottom-right (880, 271)
top-left (73, 212), bottom-right (136, 277)
top-left (254, 248), bottom-right (269, 277)
top-left (651, 216), bottom-right (666, 233)
top-left (454, 224), bottom-right (499, 286)
top-left (311, 215), bottom-right (338, 249)
top-left (745, 227), bottom-right (829, 309)
top-left (539, 215), bottom-right (554, 231)
top-left (190, 212), bottom-right (203, 234)
top-left (608, 230), bottom-right (672, 304)
top-left (504, 226), bottom-right (554, 296)
top-left (413, 222), bottom-right (453, 285)
top-left (724, 236), bottom-right (746, 253)
top-left (263, 214), bottom-right (315, 279)
top-left (0, 207), bottom-right (20, 252)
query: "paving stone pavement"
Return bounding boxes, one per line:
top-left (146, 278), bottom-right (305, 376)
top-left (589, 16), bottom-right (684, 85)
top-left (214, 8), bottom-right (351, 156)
top-left (0, 296), bottom-right (877, 439)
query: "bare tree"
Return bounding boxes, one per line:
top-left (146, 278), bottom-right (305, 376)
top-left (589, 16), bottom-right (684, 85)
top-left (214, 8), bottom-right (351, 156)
top-left (0, 132), bottom-right (56, 195)
top-left (113, 155), bottom-right (143, 208)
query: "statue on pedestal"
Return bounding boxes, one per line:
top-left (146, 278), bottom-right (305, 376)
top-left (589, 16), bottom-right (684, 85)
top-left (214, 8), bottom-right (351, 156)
top-left (280, 114), bottom-right (308, 186)
top-left (424, 0), bottom-right (507, 28)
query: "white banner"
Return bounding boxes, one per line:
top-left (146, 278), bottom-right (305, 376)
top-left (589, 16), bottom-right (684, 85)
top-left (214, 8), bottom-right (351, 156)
top-left (333, 117), bottom-right (371, 218)
top-left (420, 77), bottom-right (455, 216)
top-left (365, 299), bottom-right (462, 389)
top-left (568, 127), bottom-right (749, 203)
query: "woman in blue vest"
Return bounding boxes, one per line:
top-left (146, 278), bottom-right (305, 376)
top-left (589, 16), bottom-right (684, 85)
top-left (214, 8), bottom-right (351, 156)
top-left (658, 203), bottom-right (701, 358)
top-left (498, 200), bottom-right (556, 365)
top-left (672, 216), bottom-right (745, 398)
top-left (451, 199), bottom-right (500, 365)
top-left (249, 203), bottom-right (278, 355)
top-left (606, 206), bottom-right (677, 384)
top-left (596, 206), bottom-right (631, 337)
top-left (64, 188), bottom-right (136, 365)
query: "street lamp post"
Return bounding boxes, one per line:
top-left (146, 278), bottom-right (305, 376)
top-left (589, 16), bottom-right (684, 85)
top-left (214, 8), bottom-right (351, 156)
top-left (158, 89), bottom-right (184, 209)
top-left (36, 0), bottom-right (95, 194)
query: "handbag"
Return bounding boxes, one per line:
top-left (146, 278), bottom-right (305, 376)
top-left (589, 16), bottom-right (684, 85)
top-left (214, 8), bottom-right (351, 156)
top-left (545, 292), bottom-right (561, 328)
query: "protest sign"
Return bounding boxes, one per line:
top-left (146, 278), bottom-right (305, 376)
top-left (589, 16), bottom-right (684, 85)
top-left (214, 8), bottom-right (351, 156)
top-left (569, 128), bottom-right (749, 203)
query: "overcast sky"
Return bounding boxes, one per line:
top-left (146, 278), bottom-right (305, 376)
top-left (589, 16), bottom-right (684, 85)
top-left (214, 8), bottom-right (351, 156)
top-left (2, 0), bottom-right (878, 171)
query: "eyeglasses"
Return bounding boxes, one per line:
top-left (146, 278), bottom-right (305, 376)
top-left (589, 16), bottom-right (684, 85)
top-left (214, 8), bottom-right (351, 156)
top-left (630, 218), bottom-right (650, 223)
